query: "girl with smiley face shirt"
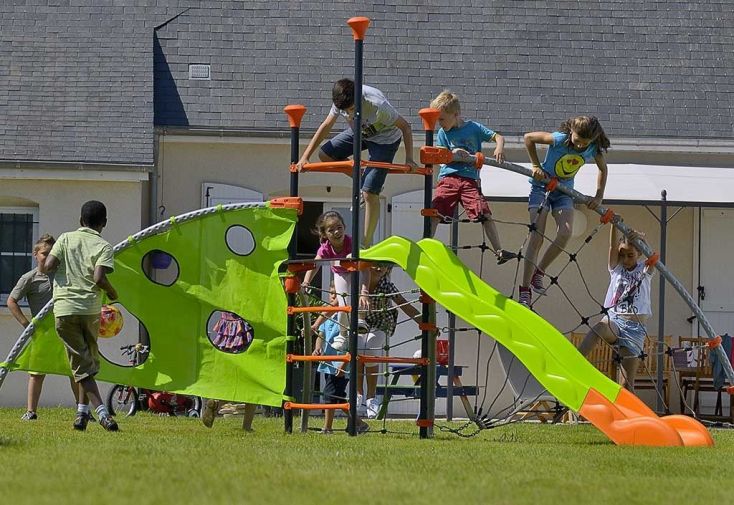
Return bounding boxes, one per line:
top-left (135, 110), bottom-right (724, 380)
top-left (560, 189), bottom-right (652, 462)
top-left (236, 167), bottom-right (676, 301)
top-left (518, 116), bottom-right (610, 306)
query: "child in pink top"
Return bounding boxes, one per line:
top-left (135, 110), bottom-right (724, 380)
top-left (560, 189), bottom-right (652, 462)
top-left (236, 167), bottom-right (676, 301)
top-left (302, 211), bottom-right (366, 351)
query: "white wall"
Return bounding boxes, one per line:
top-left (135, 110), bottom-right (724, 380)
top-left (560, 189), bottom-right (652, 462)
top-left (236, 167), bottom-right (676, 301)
top-left (0, 177), bottom-right (145, 407)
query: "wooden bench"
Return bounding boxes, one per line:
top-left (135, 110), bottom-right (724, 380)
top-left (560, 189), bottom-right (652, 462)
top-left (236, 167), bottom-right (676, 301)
top-left (632, 335), bottom-right (673, 413)
top-left (568, 332), bottom-right (673, 412)
top-left (568, 332), bottom-right (616, 379)
top-left (677, 336), bottom-right (734, 422)
top-left (375, 364), bottom-right (478, 420)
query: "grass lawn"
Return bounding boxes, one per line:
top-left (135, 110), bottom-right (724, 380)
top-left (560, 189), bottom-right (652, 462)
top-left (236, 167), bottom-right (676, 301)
top-left (1, 407), bottom-right (733, 505)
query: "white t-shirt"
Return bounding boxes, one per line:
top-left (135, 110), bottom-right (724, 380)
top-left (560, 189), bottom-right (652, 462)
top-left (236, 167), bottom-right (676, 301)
top-left (604, 261), bottom-right (653, 316)
top-left (329, 85), bottom-right (402, 145)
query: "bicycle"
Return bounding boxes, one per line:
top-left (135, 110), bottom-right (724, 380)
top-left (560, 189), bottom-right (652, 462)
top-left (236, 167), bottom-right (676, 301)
top-left (105, 343), bottom-right (202, 418)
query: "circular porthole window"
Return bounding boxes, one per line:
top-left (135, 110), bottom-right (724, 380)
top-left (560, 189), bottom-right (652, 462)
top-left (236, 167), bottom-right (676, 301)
top-left (97, 304), bottom-right (151, 368)
top-left (206, 310), bottom-right (255, 354)
top-left (142, 250), bottom-right (179, 287)
top-left (225, 225), bottom-right (256, 256)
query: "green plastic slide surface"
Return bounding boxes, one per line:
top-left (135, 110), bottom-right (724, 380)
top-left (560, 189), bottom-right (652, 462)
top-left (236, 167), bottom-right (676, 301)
top-left (9, 204), bottom-right (295, 407)
top-left (362, 236), bottom-right (622, 411)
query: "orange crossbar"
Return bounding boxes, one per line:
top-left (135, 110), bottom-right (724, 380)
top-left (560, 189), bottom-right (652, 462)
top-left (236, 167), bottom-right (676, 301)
top-left (287, 305), bottom-right (351, 315)
top-left (286, 354), bottom-right (427, 365)
top-left (284, 402), bottom-right (350, 411)
top-left (361, 160), bottom-right (431, 175)
top-left (287, 353), bottom-right (351, 363)
top-left (293, 161), bottom-right (354, 175)
top-left (358, 356), bottom-right (429, 365)
top-left (287, 262), bottom-right (316, 273)
top-left (339, 260), bottom-right (371, 272)
top-left (295, 160), bottom-right (430, 176)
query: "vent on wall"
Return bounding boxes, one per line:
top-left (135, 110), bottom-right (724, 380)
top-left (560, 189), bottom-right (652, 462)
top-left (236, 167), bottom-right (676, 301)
top-left (189, 64), bottom-right (211, 80)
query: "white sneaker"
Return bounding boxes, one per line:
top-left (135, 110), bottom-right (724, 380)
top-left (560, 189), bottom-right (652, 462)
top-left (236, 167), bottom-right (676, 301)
top-left (356, 394), bottom-right (367, 416)
top-left (365, 397), bottom-right (380, 419)
top-left (331, 335), bottom-right (348, 351)
top-left (357, 319), bottom-right (370, 335)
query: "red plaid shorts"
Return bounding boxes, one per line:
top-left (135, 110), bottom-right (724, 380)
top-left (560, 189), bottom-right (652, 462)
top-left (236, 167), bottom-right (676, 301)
top-left (431, 175), bottom-right (491, 222)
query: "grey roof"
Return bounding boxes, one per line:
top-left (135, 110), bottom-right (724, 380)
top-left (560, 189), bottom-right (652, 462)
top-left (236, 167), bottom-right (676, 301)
top-left (0, 1), bottom-right (180, 166)
top-left (2, 1), bottom-right (732, 167)
top-left (154, 0), bottom-right (734, 140)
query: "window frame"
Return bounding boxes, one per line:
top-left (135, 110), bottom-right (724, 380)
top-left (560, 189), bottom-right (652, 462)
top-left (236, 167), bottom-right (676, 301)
top-left (0, 206), bottom-right (40, 306)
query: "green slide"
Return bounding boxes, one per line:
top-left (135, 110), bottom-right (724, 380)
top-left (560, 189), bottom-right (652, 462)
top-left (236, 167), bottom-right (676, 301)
top-left (363, 236), bottom-right (715, 447)
top-left (361, 236), bottom-right (620, 412)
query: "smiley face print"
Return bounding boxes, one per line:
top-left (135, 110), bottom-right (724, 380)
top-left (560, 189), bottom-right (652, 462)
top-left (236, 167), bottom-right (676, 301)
top-left (554, 154), bottom-right (585, 179)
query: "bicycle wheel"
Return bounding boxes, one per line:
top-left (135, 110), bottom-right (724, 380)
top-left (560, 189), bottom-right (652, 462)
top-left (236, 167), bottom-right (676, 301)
top-left (180, 396), bottom-right (203, 417)
top-left (106, 384), bottom-right (138, 417)
top-left (188, 396), bottom-right (203, 417)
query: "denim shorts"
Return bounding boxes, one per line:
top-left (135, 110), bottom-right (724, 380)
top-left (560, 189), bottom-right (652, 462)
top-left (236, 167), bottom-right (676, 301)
top-left (528, 183), bottom-right (574, 211)
top-left (609, 313), bottom-right (646, 355)
top-left (320, 128), bottom-right (401, 194)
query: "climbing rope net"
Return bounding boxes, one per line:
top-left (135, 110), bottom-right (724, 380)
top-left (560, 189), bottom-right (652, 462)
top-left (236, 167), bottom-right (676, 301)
top-left (293, 164), bottom-right (729, 437)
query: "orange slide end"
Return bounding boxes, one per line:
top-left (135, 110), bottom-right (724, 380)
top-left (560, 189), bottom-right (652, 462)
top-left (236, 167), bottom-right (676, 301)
top-left (579, 388), bottom-right (713, 447)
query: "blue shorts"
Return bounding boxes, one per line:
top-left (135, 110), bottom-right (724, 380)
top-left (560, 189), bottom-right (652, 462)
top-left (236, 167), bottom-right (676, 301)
top-left (609, 313), bottom-right (646, 356)
top-left (323, 373), bottom-right (348, 404)
top-left (320, 129), bottom-right (401, 195)
top-left (528, 183), bottom-right (574, 211)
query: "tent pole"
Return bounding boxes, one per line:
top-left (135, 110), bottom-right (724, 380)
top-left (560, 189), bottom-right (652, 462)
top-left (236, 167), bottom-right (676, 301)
top-left (656, 190), bottom-right (667, 414)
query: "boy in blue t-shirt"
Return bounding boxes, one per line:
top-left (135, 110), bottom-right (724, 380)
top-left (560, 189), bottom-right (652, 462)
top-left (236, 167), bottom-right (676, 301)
top-left (429, 91), bottom-right (517, 265)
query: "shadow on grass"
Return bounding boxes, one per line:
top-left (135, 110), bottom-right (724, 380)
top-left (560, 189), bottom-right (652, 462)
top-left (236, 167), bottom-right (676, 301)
top-left (0, 436), bottom-right (21, 448)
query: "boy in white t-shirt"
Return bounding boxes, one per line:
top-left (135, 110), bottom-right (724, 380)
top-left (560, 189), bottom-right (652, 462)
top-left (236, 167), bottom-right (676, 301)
top-left (295, 78), bottom-right (417, 247)
top-left (578, 226), bottom-right (653, 390)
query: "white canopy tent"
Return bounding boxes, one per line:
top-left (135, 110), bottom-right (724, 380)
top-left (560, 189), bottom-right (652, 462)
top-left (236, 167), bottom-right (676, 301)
top-left (473, 162), bottom-right (734, 414)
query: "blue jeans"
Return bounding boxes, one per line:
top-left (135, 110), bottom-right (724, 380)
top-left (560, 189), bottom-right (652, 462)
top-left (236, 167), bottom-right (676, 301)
top-left (320, 128), bottom-right (401, 194)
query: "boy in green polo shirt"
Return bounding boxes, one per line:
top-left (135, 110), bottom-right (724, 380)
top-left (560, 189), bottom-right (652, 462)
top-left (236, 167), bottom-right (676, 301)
top-left (42, 200), bottom-right (119, 432)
